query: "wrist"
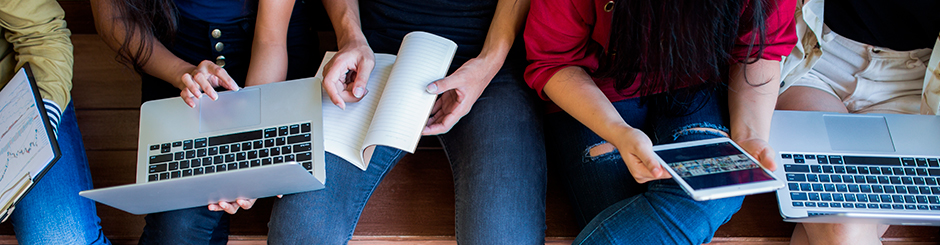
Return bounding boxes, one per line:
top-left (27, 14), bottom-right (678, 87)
top-left (170, 63), bottom-right (198, 90)
top-left (606, 122), bottom-right (638, 148)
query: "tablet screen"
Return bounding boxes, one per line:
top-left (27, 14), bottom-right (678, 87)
top-left (656, 141), bottom-right (774, 190)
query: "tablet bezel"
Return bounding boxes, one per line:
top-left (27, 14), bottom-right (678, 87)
top-left (652, 137), bottom-right (783, 201)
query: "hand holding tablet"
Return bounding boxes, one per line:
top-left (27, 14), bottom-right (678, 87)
top-left (652, 138), bottom-right (784, 201)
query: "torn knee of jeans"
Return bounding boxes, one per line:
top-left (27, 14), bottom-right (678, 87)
top-left (672, 123), bottom-right (730, 140)
top-left (585, 141), bottom-right (618, 158)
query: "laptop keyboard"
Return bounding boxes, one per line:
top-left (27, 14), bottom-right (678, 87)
top-left (781, 153), bottom-right (940, 212)
top-left (146, 122), bottom-right (314, 182)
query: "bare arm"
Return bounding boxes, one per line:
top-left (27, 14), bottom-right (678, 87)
top-left (422, 0), bottom-right (531, 135)
top-left (244, 0), bottom-right (295, 87)
top-left (320, 0), bottom-right (373, 109)
top-left (542, 66), bottom-right (667, 183)
top-left (728, 59), bottom-right (781, 171)
top-left (91, 0), bottom-right (237, 107)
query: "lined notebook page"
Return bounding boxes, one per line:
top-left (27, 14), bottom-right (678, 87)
top-left (319, 52), bottom-right (397, 169)
top-left (362, 32), bottom-right (457, 163)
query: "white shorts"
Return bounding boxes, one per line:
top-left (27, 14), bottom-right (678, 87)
top-left (788, 26), bottom-right (932, 114)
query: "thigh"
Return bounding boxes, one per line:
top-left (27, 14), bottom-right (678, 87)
top-left (437, 62), bottom-right (547, 244)
top-left (139, 207), bottom-right (229, 245)
top-left (574, 180), bottom-right (743, 245)
top-left (544, 98), bottom-right (649, 227)
top-left (778, 85), bottom-right (849, 113)
top-left (267, 146), bottom-right (405, 244)
top-left (10, 104), bottom-right (109, 245)
top-left (646, 87), bottom-right (730, 145)
top-left (576, 111), bottom-right (743, 245)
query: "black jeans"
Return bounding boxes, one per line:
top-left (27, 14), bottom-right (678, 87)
top-left (140, 0), bottom-right (318, 104)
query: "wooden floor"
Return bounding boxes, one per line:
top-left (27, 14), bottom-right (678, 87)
top-left (0, 32), bottom-right (929, 245)
top-left (0, 1), bottom-right (936, 243)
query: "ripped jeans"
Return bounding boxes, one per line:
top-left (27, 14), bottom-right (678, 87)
top-left (545, 87), bottom-right (743, 244)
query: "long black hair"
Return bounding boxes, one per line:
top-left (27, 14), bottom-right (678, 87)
top-left (107, 0), bottom-right (178, 74)
top-left (594, 0), bottom-right (769, 96)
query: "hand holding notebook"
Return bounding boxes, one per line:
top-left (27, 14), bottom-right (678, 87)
top-left (317, 31), bottom-right (458, 170)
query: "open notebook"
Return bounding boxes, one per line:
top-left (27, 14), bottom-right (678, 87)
top-left (316, 31), bottom-right (457, 170)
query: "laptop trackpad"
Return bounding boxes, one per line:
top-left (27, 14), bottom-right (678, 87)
top-left (199, 88), bottom-right (261, 133)
top-left (823, 115), bottom-right (895, 152)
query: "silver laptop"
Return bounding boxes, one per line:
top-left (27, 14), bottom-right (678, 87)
top-left (80, 77), bottom-right (326, 215)
top-left (770, 110), bottom-right (940, 226)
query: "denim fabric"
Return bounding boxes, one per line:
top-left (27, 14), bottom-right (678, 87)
top-left (266, 146), bottom-right (405, 244)
top-left (10, 103), bottom-right (110, 245)
top-left (138, 207), bottom-right (230, 245)
top-left (545, 87), bottom-right (743, 244)
top-left (267, 57), bottom-right (548, 244)
top-left (436, 58), bottom-right (547, 244)
top-left (137, 1), bottom-right (319, 244)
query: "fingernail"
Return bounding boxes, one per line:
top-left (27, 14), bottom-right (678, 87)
top-left (353, 87), bottom-right (364, 98)
top-left (426, 83), bottom-right (438, 94)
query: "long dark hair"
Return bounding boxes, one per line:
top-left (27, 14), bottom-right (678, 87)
top-left (594, 0), bottom-right (768, 96)
top-left (108, 0), bottom-right (178, 74)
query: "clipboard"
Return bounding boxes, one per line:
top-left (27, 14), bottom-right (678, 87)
top-left (0, 63), bottom-right (62, 222)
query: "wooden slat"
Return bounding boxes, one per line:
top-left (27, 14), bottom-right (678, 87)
top-left (75, 110), bottom-right (139, 151)
top-left (12, 10), bottom-right (934, 244)
top-left (716, 193), bottom-right (795, 238)
top-left (71, 34), bottom-right (142, 110)
top-left (60, 1), bottom-right (97, 35)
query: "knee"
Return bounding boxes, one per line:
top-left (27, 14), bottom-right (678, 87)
top-left (671, 123), bottom-right (729, 142)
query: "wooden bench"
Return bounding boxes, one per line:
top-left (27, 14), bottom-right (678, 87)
top-left (0, 1), bottom-right (936, 244)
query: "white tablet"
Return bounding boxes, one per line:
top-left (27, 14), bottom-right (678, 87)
top-left (652, 138), bottom-right (783, 201)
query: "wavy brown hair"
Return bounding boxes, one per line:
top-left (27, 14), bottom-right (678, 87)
top-left (107, 0), bottom-right (178, 74)
top-left (594, 0), bottom-right (768, 96)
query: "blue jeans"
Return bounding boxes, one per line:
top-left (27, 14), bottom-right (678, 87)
top-left (268, 59), bottom-right (547, 244)
top-left (545, 87), bottom-right (742, 244)
top-left (140, 53), bottom-right (547, 244)
top-left (9, 103), bottom-right (110, 244)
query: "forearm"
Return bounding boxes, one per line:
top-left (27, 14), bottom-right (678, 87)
top-left (728, 59), bottom-right (780, 142)
top-left (477, 0), bottom-right (530, 66)
top-left (91, 0), bottom-right (195, 88)
top-left (323, 0), bottom-right (367, 49)
top-left (544, 66), bottom-right (633, 145)
top-left (245, 0), bottom-right (294, 86)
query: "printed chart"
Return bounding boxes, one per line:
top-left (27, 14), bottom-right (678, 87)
top-left (0, 68), bottom-right (54, 197)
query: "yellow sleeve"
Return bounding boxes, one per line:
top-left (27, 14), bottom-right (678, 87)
top-left (0, 0), bottom-right (73, 109)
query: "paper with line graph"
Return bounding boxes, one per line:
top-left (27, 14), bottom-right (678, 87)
top-left (0, 67), bottom-right (56, 203)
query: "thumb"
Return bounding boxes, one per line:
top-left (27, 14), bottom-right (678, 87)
top-left (426, 76), bottom-right (457, 94)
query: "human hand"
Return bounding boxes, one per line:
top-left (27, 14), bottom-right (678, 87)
top-left (734, 137), bottom-right (777, 171)
top-left (208, 199), bottom-right (255, 214)
top-left (322, 41), bottom-right (375, 110)
top-left (613, 127), bottom-right (671, 184)
top-left (178, 60), bottom-right (239, 108)
top-left (207, 195), bottom-right (283, 214)
top-left (422, 57), bottom-right (498, 135)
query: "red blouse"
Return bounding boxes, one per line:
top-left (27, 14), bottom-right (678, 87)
top-left (523, 0), bottom-right (798, 104)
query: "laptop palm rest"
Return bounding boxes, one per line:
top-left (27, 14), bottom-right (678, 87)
top-left (79, 162), bottom-right (322, 215)
top-left (199, 88), bottom-right (261, 133)
top-left (823, 115), bottom-right (895, 152)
